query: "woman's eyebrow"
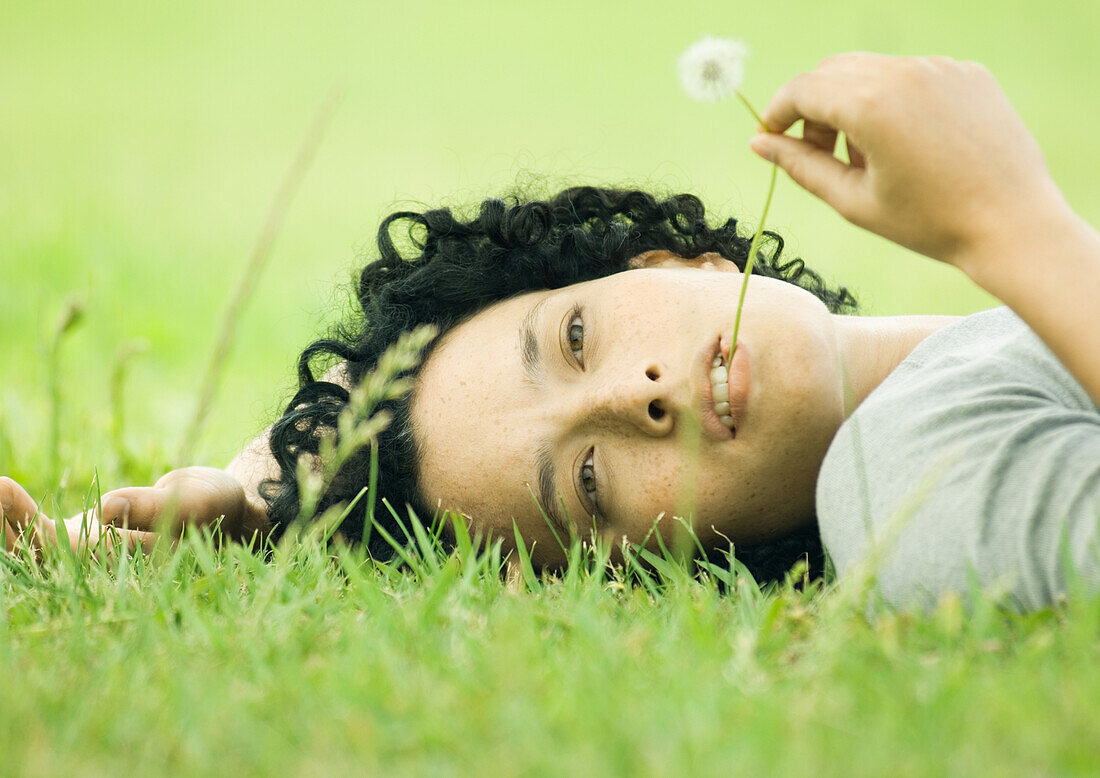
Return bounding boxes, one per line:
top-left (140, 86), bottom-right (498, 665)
top-left (520, 296), bottom-right (551, 385)
top-left (521, 294), bottom-right (572, 539)
top-left (535, 440), bottom-right (570, 539)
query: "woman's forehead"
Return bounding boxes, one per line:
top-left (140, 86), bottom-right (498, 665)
top-left (425, 289), bottom-right (539, 385)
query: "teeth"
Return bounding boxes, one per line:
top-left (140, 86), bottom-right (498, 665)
top-left (709, 350), bottom-right (735, 431)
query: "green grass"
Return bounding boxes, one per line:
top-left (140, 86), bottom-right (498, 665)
top-left (3, 523), bottom-right (1100, 776)
top-left (4, 0), bottom-right (1100, 774)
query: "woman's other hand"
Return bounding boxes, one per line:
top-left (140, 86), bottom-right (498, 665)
top-left (98, 467), bottom-right (270, 543)
top-left (1, 476), bottom-right (156, 555)
top-left (749, 53), bottom-right (1072, 274)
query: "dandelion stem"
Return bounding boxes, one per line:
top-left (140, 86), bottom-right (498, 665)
top-left (728, 162), bottom-right (778, 381)
top-left (736, 91), bottom-right (766, 128)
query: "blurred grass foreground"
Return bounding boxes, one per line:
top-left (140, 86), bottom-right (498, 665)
top-left (2, 0), bottom-right (1100, 774)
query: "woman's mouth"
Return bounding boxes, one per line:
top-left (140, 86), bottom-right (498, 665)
top-left (704, 336), bottom-right (751, 438)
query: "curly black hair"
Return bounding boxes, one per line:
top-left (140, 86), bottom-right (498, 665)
top-left (262, 186), bottom-right (857, 583)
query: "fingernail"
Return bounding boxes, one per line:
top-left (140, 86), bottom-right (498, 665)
top-left (101, 496), bottom-right (130, 523)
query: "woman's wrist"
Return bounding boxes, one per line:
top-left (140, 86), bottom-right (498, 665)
top-left (958, 200), bottom-right (1100, 408)
top-left (954, 192), bottom-right (1081, 290)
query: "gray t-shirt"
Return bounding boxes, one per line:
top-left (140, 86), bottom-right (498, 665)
top-left (817, 307), bottom-right (1100, 611)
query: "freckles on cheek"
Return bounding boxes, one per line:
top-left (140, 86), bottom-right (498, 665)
top-left (626, 449), bottom-right (687, 517)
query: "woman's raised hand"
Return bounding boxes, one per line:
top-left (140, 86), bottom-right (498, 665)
top-left (749, 53), bottom-right (1070, 273)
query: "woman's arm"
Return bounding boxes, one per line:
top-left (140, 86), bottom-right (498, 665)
top-left (749, 53), bottom-right (1100, 408)
top-left (965, 212), bottom-right (1100, 410)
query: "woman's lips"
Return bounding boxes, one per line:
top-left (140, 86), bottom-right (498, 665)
top-left (698, 336), bottom-right (752, 442)
top-left (719, 335), bottom-right (751, 432)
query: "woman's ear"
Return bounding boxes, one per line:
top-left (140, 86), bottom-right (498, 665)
top-left (628, 250), bottom-right (740, 273)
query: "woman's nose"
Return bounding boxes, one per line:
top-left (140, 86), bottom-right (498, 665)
top-left (583, 360), bottom-right (676, 436)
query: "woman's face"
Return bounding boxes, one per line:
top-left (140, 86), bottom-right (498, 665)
top-left (411, 252), bottom-right (847, 566)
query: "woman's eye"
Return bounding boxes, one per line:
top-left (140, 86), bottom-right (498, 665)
top-left (580, 449), bottom-right (598, 514)
top-left (568, 311), bottom-right (585, 366)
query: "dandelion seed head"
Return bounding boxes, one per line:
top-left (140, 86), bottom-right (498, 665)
top-left (678, 37), bottom-right (749, 102)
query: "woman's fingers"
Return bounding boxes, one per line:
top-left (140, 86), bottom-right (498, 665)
top-left (0, 477), bottom-right (37, 527)
top-left (0, 478), bottom-right (107, 555)
top-left (758, 54), bottom-right (875, 134)
top-left (99, 467), bottom-right (249, 538)
top-left (751, 53), bottom-right (1062, 267)
top-left (2, 477), bottom-right (29, 552)
top-left (749, 133), bottom-right (868, 223)
top-left (2, 476), bottom-right (161, 557)
top-left (93, 522), bottom-right (161, 555)
top-left (3, 466), bottom-right (258, 557)
top-left (3, 520), bottom-right (17, 553)
top-left (59, 514), bottom-right (161, 555)
top-left (801, 120), bottom-right (839, 155)
top-left (845, 136), bottom-right (866, 169)
top-left (99, 483), bottom-right (220, 536)
top-left (0, 476), bottom-right (52, 551)
top-left (98, 486), bottom-right (178, 533)
top-left (801, 120), bottom-right (866, 169)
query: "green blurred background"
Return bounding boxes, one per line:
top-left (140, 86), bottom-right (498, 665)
top-left (2, 0), bottom-right (1098, 494)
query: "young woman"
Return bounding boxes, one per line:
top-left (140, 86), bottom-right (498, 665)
top-left (4, 53), bottom-right (1098, 610)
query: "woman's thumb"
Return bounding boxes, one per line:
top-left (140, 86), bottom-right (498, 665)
top-left (749, 133), bottom-right (862, 217)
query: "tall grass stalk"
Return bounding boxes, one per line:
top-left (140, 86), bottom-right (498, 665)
top-left (0, 408), bottom-right (12, 476)
top-left (45, 297), bottom-right (84, 491)
top-left (177, 85), bottom-right (346, 464)
top-left (109, 340), bottom-right (148, 474)
top-left (281, 325), bottom-right (436, 546)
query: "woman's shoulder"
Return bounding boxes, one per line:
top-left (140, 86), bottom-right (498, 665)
top-left (816, 305), bottom-right (1100, 610)
top-left (862, 305), bottom-right (1094, 413)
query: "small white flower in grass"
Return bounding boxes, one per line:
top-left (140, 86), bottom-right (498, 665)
top-left (678, 37), bottom-right (749, 102)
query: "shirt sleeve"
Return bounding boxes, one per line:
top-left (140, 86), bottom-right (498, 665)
top-left (818, 314), bottom-right (1100, 611)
